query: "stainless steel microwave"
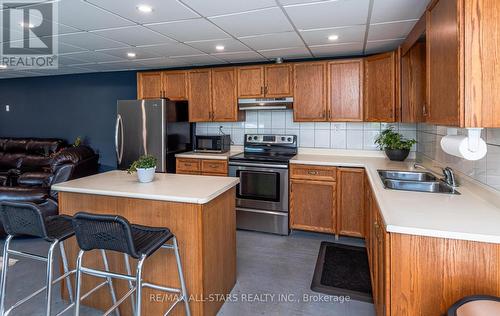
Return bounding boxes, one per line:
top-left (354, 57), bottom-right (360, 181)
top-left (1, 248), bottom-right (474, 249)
top-left (195, 135), bottom-right (231, 153)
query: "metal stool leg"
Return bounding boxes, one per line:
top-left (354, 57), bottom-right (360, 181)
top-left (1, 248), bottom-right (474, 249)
top-left (74, 250), bottom-right (84, 316)
top-left (123, 253), bottom-right (136, 315)
top-left (45, 241), bottom-right (59, 316)
top-left (0, 235), bottom-right (13, 315)
top-left (59, 242), bottom-right (74, 303)
top-left (172, 237), bottom-right (191, 316)
top-left (135, 254), bottom-right (147, 316)
top-left (101, 250), bottom-right (120, 316)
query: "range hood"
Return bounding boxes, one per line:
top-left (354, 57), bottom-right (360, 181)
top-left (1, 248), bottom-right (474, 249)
top-left (238, 97), bottom-right (293, 110)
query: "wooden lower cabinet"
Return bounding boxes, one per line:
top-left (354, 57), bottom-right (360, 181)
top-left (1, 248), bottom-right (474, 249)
top-left (337, 168), bottom-right (365, 237)
top-left (176, 158), bottom-right (227, 176)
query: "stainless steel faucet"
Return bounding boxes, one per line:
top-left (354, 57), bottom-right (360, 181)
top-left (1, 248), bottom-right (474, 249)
top-left (442, 167), bottom-right (458, 187)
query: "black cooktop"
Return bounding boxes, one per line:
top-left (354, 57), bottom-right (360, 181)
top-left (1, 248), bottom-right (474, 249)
top-left (229, 152), bottom-right (296, 163)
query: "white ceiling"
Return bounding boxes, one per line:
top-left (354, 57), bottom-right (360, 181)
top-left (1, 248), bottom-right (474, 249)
top-left (0, 0), bottom-right (430, 79)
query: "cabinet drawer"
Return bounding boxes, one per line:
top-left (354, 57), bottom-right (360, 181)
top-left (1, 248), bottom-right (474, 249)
top-left (201, 160), bottom-right (228, 175)
top-left (176, 158), bottom-right (201, 172)
top-left (290, 164), bottom-right (337, 181)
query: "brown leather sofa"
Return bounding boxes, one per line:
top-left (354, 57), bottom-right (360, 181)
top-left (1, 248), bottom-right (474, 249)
top-left (0, 138), bottom-right (99, 235)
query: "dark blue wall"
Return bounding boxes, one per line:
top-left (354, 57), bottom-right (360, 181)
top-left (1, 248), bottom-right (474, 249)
top-left (0, 71), bottom-right (137, 170)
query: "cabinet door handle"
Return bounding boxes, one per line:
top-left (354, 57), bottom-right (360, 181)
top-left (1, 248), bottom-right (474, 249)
top-left (264, 86), bottom-right (268, 94)
top-left (308, 171), bottom-right (318, 175)
top-left (209, 164), bottom-right (218, 168)
top-left (261, 86), bottom-right (264, 95)
top-left (423, 103), bottom-right (428, 116)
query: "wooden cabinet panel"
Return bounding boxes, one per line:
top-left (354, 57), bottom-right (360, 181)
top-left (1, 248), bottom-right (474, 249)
top-left (427, 0), bottom-right (461, 126)
top-left (337, 168), bottom-right (365, 238)
top-left (290, 179), bottom-right (336, 234)
top-left (162, 71), bottom-right (187, 100)
top-left (328, 59), bottom-right (363, 121)
top-left (401, 42), bottom-right (426, 123)
top-left (293, 62), bottom-right (327, 121)
top-left (201, 160), bottom-right (228, 175)
top-left (137, 72), bottom-right (162, 99)
top-left (176, 158), bottom-right (201, 174)
top-left (188, 69), bottom-right (212, 122)
top-left (237, 66), bottom-right (264, 98)
top-left (211, 68), bottom-right (241, 122)
top-left (364, 52), bottom-right (398, 122)
top-left (290, 164), bottom-right (336, 181)
top-left (264, 64), bottom-right (293, 97)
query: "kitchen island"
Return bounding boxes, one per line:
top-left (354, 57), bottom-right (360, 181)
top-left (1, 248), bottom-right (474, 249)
top-left (52, 171), bottom-right (239, 316)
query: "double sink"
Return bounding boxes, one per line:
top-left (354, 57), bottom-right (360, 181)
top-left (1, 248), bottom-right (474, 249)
top-left (378, 170), bottom-right (460, 195)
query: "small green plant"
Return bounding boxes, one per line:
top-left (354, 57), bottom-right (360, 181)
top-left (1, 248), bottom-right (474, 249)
top-left (73, 136), bottom-right (82, 147)
top-left (375, 127), bottom-right (416, 151)
top-left (127, 155), bottom-right (157, 174)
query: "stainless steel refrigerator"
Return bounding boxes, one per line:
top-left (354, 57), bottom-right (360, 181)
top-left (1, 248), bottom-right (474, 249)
top-left (115, 99), bottom-right (192, 173)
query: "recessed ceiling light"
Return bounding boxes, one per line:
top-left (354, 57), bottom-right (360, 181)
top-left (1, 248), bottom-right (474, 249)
top-left (127, 52), bottom-right (137, 58)
top-left (20, 22), bottom-right (34, 28)
top-left (215, 45), bottom-right (225, 51)
top-left (137, 4), bottom-right (153, 13)
top-left (0, 64), bottom-right (7, 69)
top-left (328, 35), bottom-right (339, 41)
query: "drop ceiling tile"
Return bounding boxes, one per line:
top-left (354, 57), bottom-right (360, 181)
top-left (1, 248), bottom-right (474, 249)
top-left (59, 51), bottom-right (124, 63)
top-left (209, 7), bottom-right (293, 37)
top-left (138, 43), bottom-right (204, 57)
top-left (284, 0), bottom-right (370, 30)
top-left (371, 0), bottom-right (430, 23)
top-left (58, 42), bottom-right (89, 54)
top-left (368, 20), bottom-right (417, 41)
top-left (365, 39), bottom-right (404, 54)
top-left (170, 54), bottom-right (227, 66)
top-left (238, 32), bottom-right (303, 51)
top-left (300, 25), bottom-right (366, 46)
top-left (58, 55), bottom-right (88, 66)
top-left (85, 0), bottom-right (199, 24)
top-left (91, 26), bottom-right (176, 46)
top-left (258, 47), bottom-right (312, 59)
top-left (146, 19), bottom-right (229, 42)
top-left (131, 57), bottom-right (189, 69)
top-left (186, 38), bottom-right (249, 54)
top-left (279, 0), bottom-right (331, 5)
top-left (181, 0), bottom-right (276, 17)
top-left (96, 46), bottom-right (162, 59)
top-left (56, 0), bottom-right (135, 31)
top-left (309, 42), bottom-right (364, 58)
top-left (96, 60), bottom-right (147, 71)
top-left (58, 32), bottom-right (129, 50)
top-left (212, 51), bottom-right (267, 63)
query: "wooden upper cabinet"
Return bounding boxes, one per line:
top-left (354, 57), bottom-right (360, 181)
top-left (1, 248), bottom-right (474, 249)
top-left (162, 71), bottom-right (187, 101)
top-left (264, 64), bottom-right (293, 97)
top-left (293, 62), bottom-right (327, 121)
top-left (237, 66), bottom-right (264, 98)
top-left (364, 51), bottom-right (398, 122)
top-left (137, 72), bottom-right (162, 99)
top-left (328, 59), bottom-right (363, 121)
top-left (337, 168), bottom-right (365, 238)
top-left (401, 42), bottom-right (426, 123)
top-left (427, 0), bottom-right (461, 126)
top-left (187, 69), bottom-right (212, 122)
top-left (211, 68), bottom-right (243, 122)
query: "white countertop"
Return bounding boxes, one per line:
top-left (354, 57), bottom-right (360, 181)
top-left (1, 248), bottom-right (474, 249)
top-left (53, 170), bottom-right (239, 204)
top-left (291, 153), bottom-right (500, 244)
top-left (175, 151), bottom-right (239, 160)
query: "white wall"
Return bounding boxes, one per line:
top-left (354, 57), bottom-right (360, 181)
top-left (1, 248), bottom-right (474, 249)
top-left (195, 110), bottom-right (417, 151)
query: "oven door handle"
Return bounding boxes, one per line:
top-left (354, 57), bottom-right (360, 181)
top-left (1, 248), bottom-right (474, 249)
top-left (229, 162), bottom-right (288, 169)
top-left (236, 208), bottom-right (288, 216)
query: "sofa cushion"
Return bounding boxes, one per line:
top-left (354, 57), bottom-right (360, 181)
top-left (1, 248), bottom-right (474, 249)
top-left (18, 172), bottom-right (53, 187)
top-left (20, 155), bottom-right (53, 172)
top-left (0, 187), bottom-right (49, 204)
top-left (51, 146), bottom-right (96, 170)
top-left (4, 139), bottom-right (28, 153)
top-left (26, 139), bottom-right (66, 156)
top-left (0, 154), bottom-right (23, 171)
top-left (0, 139), bottom-right (6, 152)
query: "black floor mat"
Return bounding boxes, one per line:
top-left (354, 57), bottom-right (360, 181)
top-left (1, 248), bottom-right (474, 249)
top-left (310, 241), bottom-right (373, 303)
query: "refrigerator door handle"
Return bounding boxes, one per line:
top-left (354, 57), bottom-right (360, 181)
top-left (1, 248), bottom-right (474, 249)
top-left (115, 114), bottom-right (124, 164)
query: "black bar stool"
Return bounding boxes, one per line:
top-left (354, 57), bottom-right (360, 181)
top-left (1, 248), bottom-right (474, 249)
top-left (72, 212), bottom-right (191, 316)
top-left (0, 201), bottom-right (120, 316)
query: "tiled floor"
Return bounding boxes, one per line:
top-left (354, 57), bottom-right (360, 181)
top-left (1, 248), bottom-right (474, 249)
top-left (0, 231), bottom-right (375, 316)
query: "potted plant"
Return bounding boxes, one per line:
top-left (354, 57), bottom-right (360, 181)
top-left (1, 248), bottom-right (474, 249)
top-left (127, 155), bottom-right (157, 183)
top-left (375, 128), bottom-right (417, 161)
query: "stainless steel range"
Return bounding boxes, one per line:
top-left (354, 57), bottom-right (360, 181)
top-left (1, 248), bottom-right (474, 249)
top-left (229, 134), bottom-right (297, 235)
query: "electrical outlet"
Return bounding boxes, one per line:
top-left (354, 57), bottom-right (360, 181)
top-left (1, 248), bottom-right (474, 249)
top-left (5, 105), bottom-right (10, 112)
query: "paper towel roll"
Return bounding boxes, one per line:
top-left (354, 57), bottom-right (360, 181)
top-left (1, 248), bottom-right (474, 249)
top-left (440, 135), bottom-right (487, 161)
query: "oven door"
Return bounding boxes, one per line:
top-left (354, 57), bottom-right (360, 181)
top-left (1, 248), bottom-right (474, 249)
top-left (228, 162), bottom-right (288, 212)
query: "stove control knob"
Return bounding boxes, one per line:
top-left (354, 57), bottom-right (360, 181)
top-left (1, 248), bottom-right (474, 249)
top-left (281, 136), bottom-right (286, 141)
top-left (253, 136), bottom-right (258, 140)
top-left (287, 137), bottom-right (292, 142)
top-left (247, 136), bottom-right (252, 141)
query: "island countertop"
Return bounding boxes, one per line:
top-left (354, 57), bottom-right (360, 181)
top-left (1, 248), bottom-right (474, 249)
top-left (52, 170), bottom-right (239, 204)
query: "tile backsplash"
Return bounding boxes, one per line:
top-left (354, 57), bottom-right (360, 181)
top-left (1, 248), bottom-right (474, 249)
top-left (195, 110), bottom-right (417, 151)
top-left (417, 124), bottom-right (500, 191)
